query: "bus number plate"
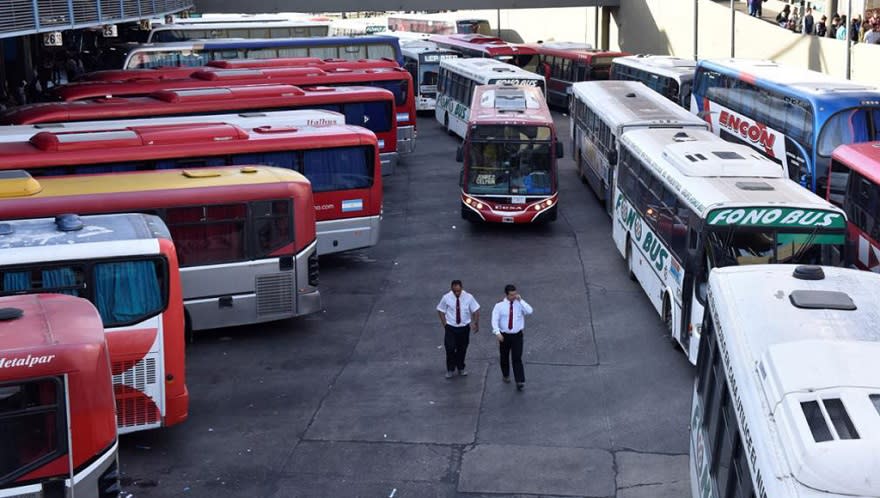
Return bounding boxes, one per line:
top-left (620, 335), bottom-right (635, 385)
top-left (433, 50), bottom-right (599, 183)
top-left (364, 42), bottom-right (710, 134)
top-left (502, 216), bottom-right (515, 223)
top-left (511, 196), bottom-right (526, 204)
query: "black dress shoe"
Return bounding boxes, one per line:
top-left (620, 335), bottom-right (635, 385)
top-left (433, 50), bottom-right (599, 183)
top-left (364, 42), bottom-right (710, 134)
top-left (516, 383), bottom-right (525, 391)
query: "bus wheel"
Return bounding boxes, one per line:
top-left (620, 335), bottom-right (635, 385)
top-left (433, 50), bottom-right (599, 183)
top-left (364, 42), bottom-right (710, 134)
top-left (184, 312), bottom-right (194, 346)
top-left (663, 296), bottom-right (680, 351)
top-left (444, 114), bottom-right (454, 136)
top-left (626, 239), bottom-right (636, 281)
top-left (576, 152), bottom-right (586, 183)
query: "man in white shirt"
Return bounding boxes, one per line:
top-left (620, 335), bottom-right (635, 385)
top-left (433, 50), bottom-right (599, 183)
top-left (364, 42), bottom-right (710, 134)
top-left (436, 280), bottom-right (480, 379)
top-left (491, 284), bottom-right (533, 391)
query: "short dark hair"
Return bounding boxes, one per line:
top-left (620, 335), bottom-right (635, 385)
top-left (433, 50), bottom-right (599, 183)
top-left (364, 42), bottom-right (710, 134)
top-left (504, 284), bottom-right (517, 295)
top-left (451, 280), bottom-right (463, 288)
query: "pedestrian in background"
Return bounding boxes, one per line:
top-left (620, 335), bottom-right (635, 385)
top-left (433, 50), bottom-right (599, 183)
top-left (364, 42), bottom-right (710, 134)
top-left (491, 284), bottom-right (533, 391)
top-left (436, 280), bottom-right (480, 379)
top-left (816, 15), bottom-right (828, 36)
top-left (803, 8), bottom-right (814, 35)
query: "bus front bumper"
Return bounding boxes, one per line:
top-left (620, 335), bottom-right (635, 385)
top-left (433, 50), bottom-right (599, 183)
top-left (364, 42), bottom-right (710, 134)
top-left (379, 152), bottom-right (398, 176)
top-left (461, 194), bottom-right (558, 223)
top-left (397, 125), bottom-right (416, 155)
top-left (317, 215), bottom-right (381, 255)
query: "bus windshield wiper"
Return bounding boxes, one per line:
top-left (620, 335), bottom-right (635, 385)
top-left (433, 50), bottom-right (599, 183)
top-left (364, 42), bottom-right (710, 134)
top-left (789, 226), bottom-right (821, 264)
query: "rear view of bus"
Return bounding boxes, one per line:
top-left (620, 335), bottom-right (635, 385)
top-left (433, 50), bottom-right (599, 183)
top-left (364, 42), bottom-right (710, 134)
top-left (691, 265), bottom-right (880, 498)
top-left (0, 213), bottom-right (188, 435)
top-left (0, 293), bottom-right (119, 498)
top-left (458, 84), bottom-right (562, 223)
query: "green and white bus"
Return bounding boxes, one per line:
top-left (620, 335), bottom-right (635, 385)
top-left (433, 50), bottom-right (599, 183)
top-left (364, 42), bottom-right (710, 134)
top-left (692, 264), bottom-right (880, 498)
top-left (613, 128), bottom-right (846, 363)
top-left (435, 58), bottom-right (545, 139)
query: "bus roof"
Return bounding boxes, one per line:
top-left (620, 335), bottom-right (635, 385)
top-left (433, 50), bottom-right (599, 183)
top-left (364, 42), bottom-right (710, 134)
top-left (612, 54), bottom-right (696, 78)
top-left (125, 35), bottom-right (400, 52)
top-left (0, 293), bottom-right (107, 377)
top-left (620, 128), bottom-right (841, 216)
top-left (429, 34), bottom-right (538, 56)
top-left (572, 80), bottom-right (707, 130)
top-left (0, 122), bottom-right (375, 167)
top-left (470, 85), bottom-right (552, 126)
top-left (708, 264), bottom-right (880, 496)
top-left (149, 20), bottom-right (329, 31)
top-left (439, 58), bottom-right (543, 83)
top-left (698, 58), bottom-right (880, 95)
top-left (0, 213), bottom-right (170, 250)
top-left (832, 142), bottom-right (880, 186)
top-left (0, 85), bottom-right (386, 125)
top-left (524, 42), bottom-right (628, 61)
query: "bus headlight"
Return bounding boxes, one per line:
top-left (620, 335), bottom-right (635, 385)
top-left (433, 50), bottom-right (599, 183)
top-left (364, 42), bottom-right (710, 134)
top-left (475, 202), bottom-right (483, 210)
top-left (396, 112), bottom-right (409, 123)
top-left (534, 204), bottom-right (542, 211)
top-left (378, 139), bottom-right (385, 149)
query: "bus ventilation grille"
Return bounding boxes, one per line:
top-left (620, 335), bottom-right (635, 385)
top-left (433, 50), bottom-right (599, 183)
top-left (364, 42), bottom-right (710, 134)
top-left (113, 358), bottom-right (160, 428)
top-left (256, 273), bottom-right (295, 316)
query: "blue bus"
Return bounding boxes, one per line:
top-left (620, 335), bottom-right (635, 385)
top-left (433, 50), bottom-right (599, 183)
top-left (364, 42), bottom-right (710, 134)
top-left (690, 58), bottom-right (880, 194)
top-left (107, 36), bottom-right (404, 70)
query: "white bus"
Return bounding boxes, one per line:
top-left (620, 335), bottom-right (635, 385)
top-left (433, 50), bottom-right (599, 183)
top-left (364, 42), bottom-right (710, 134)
top-left (610, 55), bottom-right (696, 109)
top-left (144, 21), bottom-right (330, 43)
top-left (435, 58), bottom-right (545, 139)
top-left (0, 109), bottom-right (345, 144)
top-left (570, 80), bottom-right (707, 215)
top-left (691, 264), bottom-right (880, 498)
top-left (387, 13), bottom-right (491, 36)
top-left (330, 18), bottom-right (388, 36)
top-left (399, 39), bottom-right (460, 111)
top-left (612, 128), bottom-right (846, 363)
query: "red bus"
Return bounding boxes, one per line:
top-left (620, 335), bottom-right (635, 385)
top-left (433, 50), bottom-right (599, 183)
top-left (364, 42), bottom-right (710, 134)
top-left (48, 65), bottom-right (417, 163)
top-left (0, 293), bottom-right (119, 498)
top-left (0, 165), bottom-right (320, 332)
top-left (522, 42), bottom-right (629, 108)
top-left (456, 84), bottom-right (563, 223)
top-left (0, 122), bottom-right (380, 258)
top-left (0, 213), bottom-right (187, 435)
top-left (428, 34), bottom-right (538, 69)
top-left (827, 142), bottom-right (880, 272)
top-left (1, 84), bottom-right (398, 175)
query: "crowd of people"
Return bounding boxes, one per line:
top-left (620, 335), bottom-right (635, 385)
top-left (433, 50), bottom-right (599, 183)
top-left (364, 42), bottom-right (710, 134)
top-left (749, 1), bottom-right (880, 43)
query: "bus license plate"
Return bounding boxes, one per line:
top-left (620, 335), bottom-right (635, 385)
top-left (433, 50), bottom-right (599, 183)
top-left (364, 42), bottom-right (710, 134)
top-left (502, 216), bottom-right (514, 223)
top-left (511, 196), bottom-right (526, 204)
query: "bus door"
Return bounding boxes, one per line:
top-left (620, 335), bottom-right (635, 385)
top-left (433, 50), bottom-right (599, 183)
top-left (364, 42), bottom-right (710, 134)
top-left (681, 216), bottom-right (706, 359)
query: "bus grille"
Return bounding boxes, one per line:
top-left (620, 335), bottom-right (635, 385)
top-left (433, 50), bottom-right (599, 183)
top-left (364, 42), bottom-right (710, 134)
top-left (308, 253), bottom-right (319, 287)
top-left (256, 273), bottom-right (294, 317)
top-left (113, 358), bottom-right (160, 428)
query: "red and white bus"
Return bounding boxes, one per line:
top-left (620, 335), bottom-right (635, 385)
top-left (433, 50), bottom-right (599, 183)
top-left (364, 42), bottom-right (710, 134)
top-left (0, 293), bottom-right (119, 498)
top-left (0, 213), bottom-right (187, 435)
top-left (457, 84), bottom-right (563, 223)
top-left (387, 13), bottom-right (492, 35)
top-left (1, 84), bottom-right (398, 175)
top-left (0, 122), bottom-right (381, 258)
top-left (48, 65), bottom-right (417, 162)
top-left (428, 34), bottom-right (538, 69)
top-left (523, 42), bottom-right (629, 108)
top-left (827, 142), bottom-right (880, 272)
top-left (0, 166), bottom-right (321, 332)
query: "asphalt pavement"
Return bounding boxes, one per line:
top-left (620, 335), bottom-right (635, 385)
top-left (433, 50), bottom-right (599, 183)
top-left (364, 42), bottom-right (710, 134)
top-left (118, 111), bottom-right (696, 498)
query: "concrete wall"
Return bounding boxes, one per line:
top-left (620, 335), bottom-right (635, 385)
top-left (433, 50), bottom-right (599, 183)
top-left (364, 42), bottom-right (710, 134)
top-left (609, 0), bottom-right (880, 85)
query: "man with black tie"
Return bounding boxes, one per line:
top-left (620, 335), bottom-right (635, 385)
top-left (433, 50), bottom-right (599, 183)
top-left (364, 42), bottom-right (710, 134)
top-left (492, 284), bottom-right (533, 391)
top-left (436, 280), bottom-right (480, 379)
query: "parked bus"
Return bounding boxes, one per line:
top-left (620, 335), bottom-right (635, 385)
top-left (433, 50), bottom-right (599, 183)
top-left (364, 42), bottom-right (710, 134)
top-left (110, 36), bottom-right (404, 70)
top-left (329, 18), bottom-right (388, 36)
top-left (570, 80), bottom-right (707, 215)
top-left (144, 20), bottom-right (330, 42)
top-left (0, 293), bottom-right (119, 498)
top-left (0, 166), bottom-right (321, 332)
top-left (524, 42), bottom-right (629, 108)
top-left (691, 58), bottom-right (880, 193)
top-left (1, 85), bottom-right (399, 175)
top-left (49, 65), bottom-right (417, 162)
top-left (436, 58), bottom-right (545, 138)
top-left (456, 84), bottom-right (562, 223)
top-left (826, 142), bottom-right (880, 272)
top-left (388, 13), bottom-right (491, 35)
top-left (0, 213), bottom-right (187, 435)
top-left (429, 34), bottom-right (538, 69)
top-left (610, 55), bottom-right (696, 109)
top-left (398, 39), bottom-right (460, 111)
top-left (613, 128), bottom-right (846, 363)
top-left (691, 264), bottom-right (880, 498)
top-left (0, 122), bottom-right (380, 258)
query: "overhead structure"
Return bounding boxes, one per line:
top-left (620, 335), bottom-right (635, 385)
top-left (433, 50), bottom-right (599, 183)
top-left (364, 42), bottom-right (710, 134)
top-left (196, 0), bottom-right (618, 12)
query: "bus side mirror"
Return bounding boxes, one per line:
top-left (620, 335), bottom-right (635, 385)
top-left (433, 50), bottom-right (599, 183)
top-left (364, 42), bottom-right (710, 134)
top-left (456, 146), bottom-right (463, 163)
top-left (459, 168), bottom-right (464, 187)
top-left (696, 282), bottom-right (708, 305)
top-left (556, 142), bottom-right (564, 159)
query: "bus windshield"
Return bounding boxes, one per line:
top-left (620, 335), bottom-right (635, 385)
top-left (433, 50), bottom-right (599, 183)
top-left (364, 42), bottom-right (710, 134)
top-left (817, 106), bottom-right (880, 157)
top-left (467, 126), bottom-right (553, 196)
top-left (707, 228), bottom-right (843, 266)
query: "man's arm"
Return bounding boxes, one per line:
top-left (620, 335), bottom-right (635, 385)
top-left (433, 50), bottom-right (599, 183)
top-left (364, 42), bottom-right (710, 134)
top-left (437, 310), bottom-right (447, 327)
top-left (519, 298), bottom-right (534, 315)
top-left (491, 303), bottom-right (500, 334)
top-left (471, 310), bottom-right (480, 333)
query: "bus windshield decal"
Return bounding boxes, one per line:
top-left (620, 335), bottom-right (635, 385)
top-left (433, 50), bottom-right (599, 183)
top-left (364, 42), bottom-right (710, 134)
top-left (707, 207), bottom-right (845, 229)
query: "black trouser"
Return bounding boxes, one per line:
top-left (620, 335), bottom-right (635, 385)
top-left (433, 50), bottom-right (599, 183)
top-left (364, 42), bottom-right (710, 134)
top-left (444, 324), bottom-right (470, 372)
top-left (499, 331), bottom-right (525, 383)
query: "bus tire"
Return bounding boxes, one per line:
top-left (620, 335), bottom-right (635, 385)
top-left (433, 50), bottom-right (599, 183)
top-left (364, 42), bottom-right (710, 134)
top-left (626, 239), bottom-right (636, 281)
top-left (576, 151), bottom-right (586, 183)
top-left (544, 205), bottom-right (558, 222)
top-left (444, 114), bottom-right (453, 136)
top-left (184, 312), bottom-right (194, 346)
top-left (663, 295), bottom-right (680, 351)
top-left (461, 204), bottom-right (476, 223)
